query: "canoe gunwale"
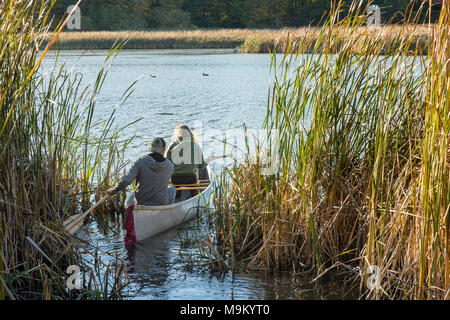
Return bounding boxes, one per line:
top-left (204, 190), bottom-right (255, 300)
top-left (133, 183), bottom-right (213, 211)
top-left (132, 167), bottom-right (214, 241)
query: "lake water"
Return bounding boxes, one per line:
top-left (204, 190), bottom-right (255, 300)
top-left (41, 49), bottom-right (273, 163)
top-left (41, 49), bottom-right (345, 300)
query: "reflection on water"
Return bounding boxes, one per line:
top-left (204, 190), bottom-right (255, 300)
top-left (43, 49), bottom-right (353, 299)
top-left (78, 211), bottom-right (354, 300)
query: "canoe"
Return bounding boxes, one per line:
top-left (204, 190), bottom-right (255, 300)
top-left (128, 168), bottom-right (214, 242)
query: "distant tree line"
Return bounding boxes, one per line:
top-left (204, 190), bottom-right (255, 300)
top-left (50, 0), bottom-right (443, 31)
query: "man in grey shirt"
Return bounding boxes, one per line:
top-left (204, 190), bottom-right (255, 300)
top-left (107, 138), bottom-right (176, 206)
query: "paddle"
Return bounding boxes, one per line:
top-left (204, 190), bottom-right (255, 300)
top-left (63, 194), bottom-right (110, 235)
top-left (206, 154), bottom-right (232, 163)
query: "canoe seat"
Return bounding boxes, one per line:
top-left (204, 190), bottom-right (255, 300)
top-left (170, 180), bottom-right (210, 190)
top-left (172, 184), bottom-right (209, 191)
top-left (171, 180), bottom-right (210, 202)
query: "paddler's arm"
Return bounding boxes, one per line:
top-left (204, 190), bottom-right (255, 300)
top-left (107, 159), bottom-right (140, 195)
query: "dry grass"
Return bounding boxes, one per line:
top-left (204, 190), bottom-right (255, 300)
top-left (42, 25), bottom-right (433, 53)
top-left (0, 0), bottom-right (130, 299)
top-left (207, 1), bottom-right (450, 300)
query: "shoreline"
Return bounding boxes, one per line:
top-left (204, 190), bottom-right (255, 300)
top-left (43, 48), bottom-right (239, 55)
top-left (42, 26), bottom-right (433, 54)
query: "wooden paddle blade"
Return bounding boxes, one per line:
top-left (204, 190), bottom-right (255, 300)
top-left (63, 213), bottom-right (83, 228)
top-left (63, 195), bottom-right (110, 235)
top-left (63, 214), bottom-right (85, 235)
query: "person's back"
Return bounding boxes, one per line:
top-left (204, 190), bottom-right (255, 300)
top-left (166, 125), bottom-right (207, 186)
top-left (167, 137), bottom-right (206, 177)
top-left (108, 138), bottom-right (175, 206)
top-left (127, 153), bottom-right (173, 206)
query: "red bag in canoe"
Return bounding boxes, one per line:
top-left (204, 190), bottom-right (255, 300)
top-left (124, 205), bottom-right (136, 246)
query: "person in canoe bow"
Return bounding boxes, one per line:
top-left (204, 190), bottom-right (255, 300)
top-left (107, 137), bottom-right (176, 206)
top-left (166, 125), bottom-right (208, 197)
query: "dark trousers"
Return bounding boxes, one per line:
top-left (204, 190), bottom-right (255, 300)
top-left (197, 167), bottom-right (210, 181)
top-left (171, 175), bottom-right (197, 185)
top-left (171, 175), bottom-right (198, 198)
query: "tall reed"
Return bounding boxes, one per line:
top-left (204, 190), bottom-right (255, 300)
top-left (210, 0), bottom-right (449, 299)
top-left (0, 0), bottom-right (132, 299)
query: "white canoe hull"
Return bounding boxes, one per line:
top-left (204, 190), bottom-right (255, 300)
top-left (131, 180), bottom-right (213, 242)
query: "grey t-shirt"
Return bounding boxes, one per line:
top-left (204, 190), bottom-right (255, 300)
top-left (111, 154), bottom-right (174, 206)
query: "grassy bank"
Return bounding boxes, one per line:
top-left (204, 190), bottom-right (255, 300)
top-left (43, 25), bottom-right (432, 54)
top-left (0, 0), bottom-right (132, 299)
top-left (207, 1), bottom-right (449, 300)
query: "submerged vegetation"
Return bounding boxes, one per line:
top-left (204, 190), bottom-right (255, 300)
top-left (209, 0), bottom-right (450, 300)
top-left (0, 0), bottom-right (132, 299)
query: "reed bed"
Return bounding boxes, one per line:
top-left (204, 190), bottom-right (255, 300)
top-left (42, 25), bottom-right (433, 53)
top-left (209, 0), bottom-right (449, 300)
top-left (0, 0), bottom-right (132, 299)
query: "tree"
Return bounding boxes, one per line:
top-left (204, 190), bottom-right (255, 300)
top-left (48, 0), bottom-right (434, 31)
